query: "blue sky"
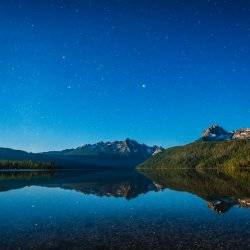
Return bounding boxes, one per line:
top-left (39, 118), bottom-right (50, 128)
top-left (0, 0), bottom-right (250, 152)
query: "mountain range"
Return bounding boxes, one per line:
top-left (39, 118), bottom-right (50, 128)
top-left (1, 124), bottom-right (249, 170)
top-left (201, 124), bottom-right (250, 141)
top-left (0, 139), bottom-right (163, 169)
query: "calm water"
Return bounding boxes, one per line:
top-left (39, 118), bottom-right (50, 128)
top-left (0, 169), bottom-right (250, 250)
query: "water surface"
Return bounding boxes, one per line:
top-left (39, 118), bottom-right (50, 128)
top-left (0, 169), bottom-right (249, 249)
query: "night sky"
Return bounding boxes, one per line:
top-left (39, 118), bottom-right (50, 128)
top-left (1, 0), bottom-right (250, 152)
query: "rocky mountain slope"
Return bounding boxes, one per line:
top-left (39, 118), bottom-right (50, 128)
top-left (233, 128), bottom-right (250, 140)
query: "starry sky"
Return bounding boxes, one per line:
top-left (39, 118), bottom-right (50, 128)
top-left (1, 0), bottom-right (250, 152)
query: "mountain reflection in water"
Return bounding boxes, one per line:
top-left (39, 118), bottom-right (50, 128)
top-left (0, 168), bottom-right (250, 249)
top-left (1, 168), bottom-right (250, 213)
top-left (0, 169), bottom-right (157, 200)
top-left (140, 167), bottom-right (250, 213)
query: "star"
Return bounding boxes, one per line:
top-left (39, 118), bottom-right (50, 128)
top-left (142, 84), bottom-right (147, 88)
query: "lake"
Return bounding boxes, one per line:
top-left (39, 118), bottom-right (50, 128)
top-left (0, 169), bottom-right (249, 249)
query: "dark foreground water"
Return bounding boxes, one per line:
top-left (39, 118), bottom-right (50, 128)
top-left (0, 169), bottom-right (249, 250)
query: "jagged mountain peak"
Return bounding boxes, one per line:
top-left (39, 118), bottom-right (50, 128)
top-left (201, 124), bottom-right (233, 141)
top-left (203, 124), bottom-right (229, 137)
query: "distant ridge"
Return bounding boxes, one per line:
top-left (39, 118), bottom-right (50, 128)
top-left (42, 138), bottom-right (163, 168)
top-left (0, 139), bottom-right (163, 169)
top-left (201, 124), bottom-right (250, 141)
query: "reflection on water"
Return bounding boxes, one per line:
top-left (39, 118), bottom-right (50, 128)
top-left (0, 168), bottom-right (250, 249)
top-left (0, 170), bottom-right (157, 199)
top-left (141, 168), bottom-right (250, 213)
